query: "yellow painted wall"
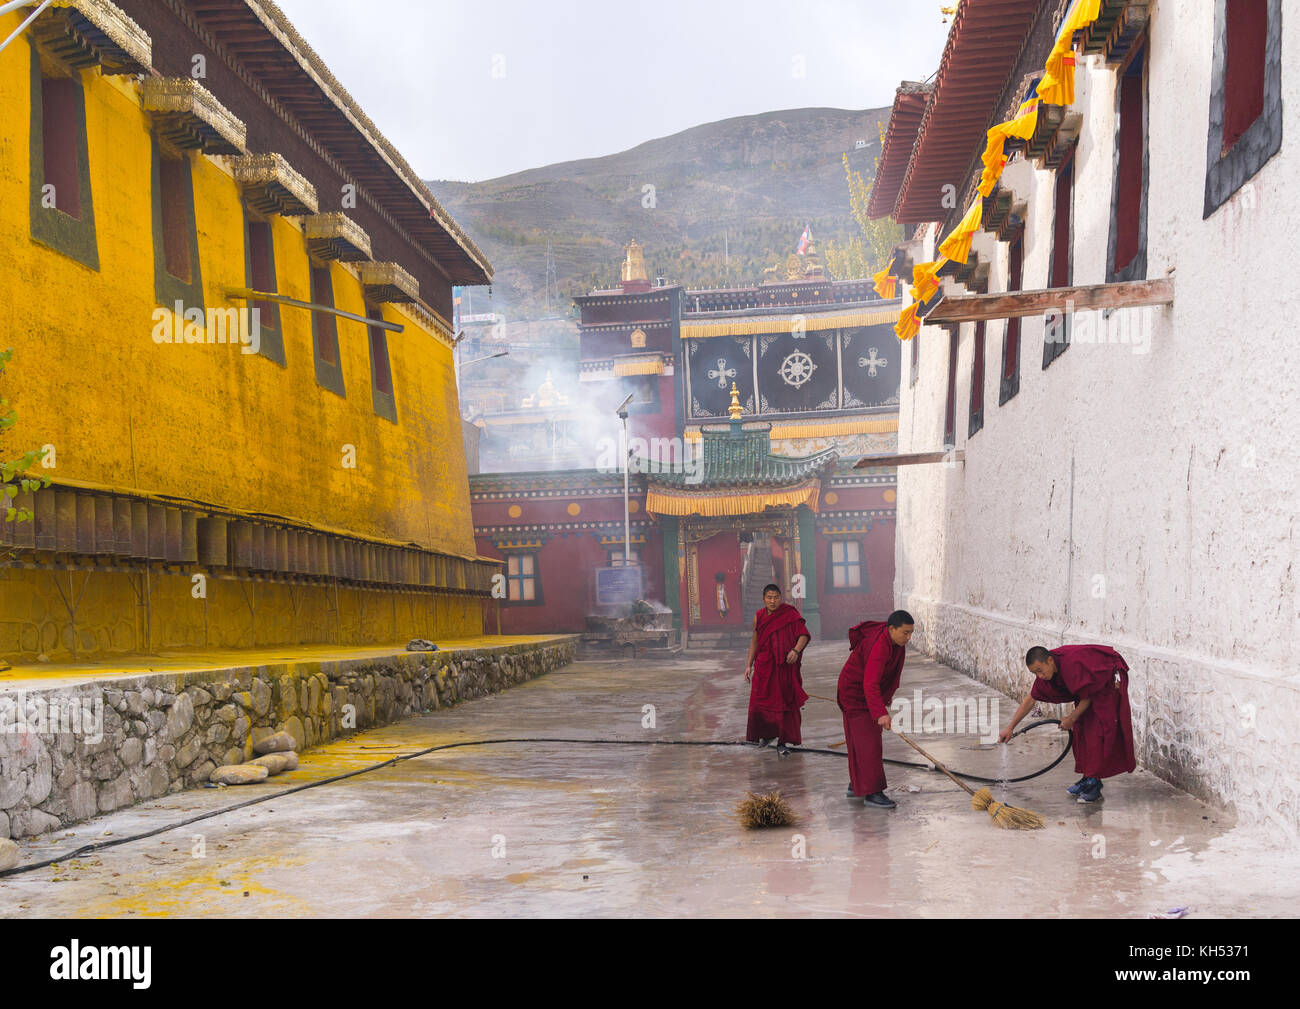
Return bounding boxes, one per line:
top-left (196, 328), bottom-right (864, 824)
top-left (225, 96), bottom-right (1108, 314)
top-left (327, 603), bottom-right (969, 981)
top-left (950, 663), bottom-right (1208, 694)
top-left (0, 567), bottom-right (482, 659)
top-left (0, 18), bottom-right (476, 559)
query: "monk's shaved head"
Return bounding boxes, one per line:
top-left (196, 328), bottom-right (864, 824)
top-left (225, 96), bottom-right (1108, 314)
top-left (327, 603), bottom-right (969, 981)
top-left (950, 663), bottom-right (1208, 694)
top-left (1025, 646), bottom-right (1052, 667)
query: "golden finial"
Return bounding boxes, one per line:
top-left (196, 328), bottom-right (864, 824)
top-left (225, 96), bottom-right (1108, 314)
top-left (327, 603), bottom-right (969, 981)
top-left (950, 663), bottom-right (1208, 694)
top-left (940, 3), bottom-right (959, 24)
top-left (727, 382), bottom-right (743, 420)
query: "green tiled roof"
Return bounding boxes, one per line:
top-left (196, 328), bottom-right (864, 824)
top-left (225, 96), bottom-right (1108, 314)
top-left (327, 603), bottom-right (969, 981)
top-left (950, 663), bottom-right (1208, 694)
top-left (644, 425), bottom-right (836, 488)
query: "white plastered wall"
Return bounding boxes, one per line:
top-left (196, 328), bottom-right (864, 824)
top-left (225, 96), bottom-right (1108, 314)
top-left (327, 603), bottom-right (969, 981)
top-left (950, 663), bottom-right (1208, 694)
top-left (895, 0), bottom-right (1300, 843)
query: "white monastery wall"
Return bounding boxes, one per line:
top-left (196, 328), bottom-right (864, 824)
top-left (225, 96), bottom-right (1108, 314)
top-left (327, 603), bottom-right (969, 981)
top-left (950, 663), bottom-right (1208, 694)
top-left (896, 0), bottom-right (1300, 843)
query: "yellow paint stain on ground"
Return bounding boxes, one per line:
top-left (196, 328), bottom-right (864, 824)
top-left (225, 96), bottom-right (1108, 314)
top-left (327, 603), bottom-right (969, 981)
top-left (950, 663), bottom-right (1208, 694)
top-left (505, 873), bottom-right (536, 884)
top-left (0, 636), bottom-right (574, 686)
top-left (77, 856), bottom-right (315, 918)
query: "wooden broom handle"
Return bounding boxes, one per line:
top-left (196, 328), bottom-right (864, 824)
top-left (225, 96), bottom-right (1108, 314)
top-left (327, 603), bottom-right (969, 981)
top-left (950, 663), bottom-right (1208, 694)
top-left (892, 728), bottom-right (977, 797)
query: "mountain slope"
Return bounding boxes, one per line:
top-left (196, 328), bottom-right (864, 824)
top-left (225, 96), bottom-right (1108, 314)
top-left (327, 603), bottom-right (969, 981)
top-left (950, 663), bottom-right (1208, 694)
top-left (428, 106), bottom-right (891, 317)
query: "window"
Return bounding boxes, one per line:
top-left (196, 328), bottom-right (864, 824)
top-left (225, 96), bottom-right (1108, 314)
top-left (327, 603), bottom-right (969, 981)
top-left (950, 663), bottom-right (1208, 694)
top-left (506, 553), bottom-right (540, 603)
top-left (29, 45), bottom-right (98, 270)
top-left (969, 321), bottom-right (986, 438)
top-left (1000, 233), bottom-right (1023, 405)
top-left (943, 327), bottom-right (958, 448)
top-left (623, 375), bottom-right (659, 410)
top-left (1109, 45), bottom-right (1149, 281)
top-left (1204, 0), bottom-right (1282, 217)
top-left (828, 540), bottom-right (865, 591)
top-left (366, 306), bottom-right (397, 422)
top-left (151, 140), bottom-right (203, 310)
top-left (609, 548), bottom-right (640, 567)
top-left (310, 265), bottom-right (345, 397)
top-left (1043, 152), bottom-right (1074, 369)
top-left (244, 215), bottom-right (284, 365)
top-left (1223, 0), bottom-right (1267, 152)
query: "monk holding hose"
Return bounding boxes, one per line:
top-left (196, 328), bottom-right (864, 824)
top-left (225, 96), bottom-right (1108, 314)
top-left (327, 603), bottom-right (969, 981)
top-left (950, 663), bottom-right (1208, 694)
top-left (1000, 644), bottom-right (1136, 803)
top-left (837, 610), bottom-right (914, 809)
top-left (744, 584), bottom-right (810, 755)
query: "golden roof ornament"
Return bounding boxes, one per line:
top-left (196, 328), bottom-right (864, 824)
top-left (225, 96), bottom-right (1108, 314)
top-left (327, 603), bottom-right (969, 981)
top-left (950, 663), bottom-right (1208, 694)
top-left (621, 240), bottom-right (648, 283)
top-left (727, 381), bottom-right (743, 420)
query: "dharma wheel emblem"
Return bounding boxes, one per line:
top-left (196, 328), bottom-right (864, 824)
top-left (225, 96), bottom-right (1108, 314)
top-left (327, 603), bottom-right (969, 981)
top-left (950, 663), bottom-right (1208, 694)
top-left (779, 350), bottom-right (817, 388)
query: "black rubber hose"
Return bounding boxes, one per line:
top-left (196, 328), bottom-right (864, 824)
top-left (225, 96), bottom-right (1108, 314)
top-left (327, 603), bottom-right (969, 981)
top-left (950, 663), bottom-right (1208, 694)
top-left (0, 720), bottom-right (1070, 879)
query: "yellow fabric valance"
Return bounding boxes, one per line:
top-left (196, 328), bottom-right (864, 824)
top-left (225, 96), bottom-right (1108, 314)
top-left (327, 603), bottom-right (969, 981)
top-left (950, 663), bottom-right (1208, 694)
top-left (768, 417), bottom-right (899, 439)
top-left (613, 358), bottom-right (665, 377)
top-left (646, 482), bottom-right (820, 517)
top-left (682, 308), bottom-right (898, 339)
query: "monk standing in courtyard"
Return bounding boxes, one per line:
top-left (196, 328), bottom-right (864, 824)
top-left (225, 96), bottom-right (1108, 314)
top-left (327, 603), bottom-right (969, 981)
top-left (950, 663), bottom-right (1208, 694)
top-left (837, 610), bottom-right (914, 809)
top-left (744, 584), bottom-right (810, 755)
top-left (999, 644), bottom-right (1136, 803)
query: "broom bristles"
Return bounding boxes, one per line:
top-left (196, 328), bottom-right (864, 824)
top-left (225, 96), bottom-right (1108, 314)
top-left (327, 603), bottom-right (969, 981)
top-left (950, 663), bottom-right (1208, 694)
top-left (970, 786), bottom-right (1046, 830)
top-left (736, 790), bottom-right (800, 829)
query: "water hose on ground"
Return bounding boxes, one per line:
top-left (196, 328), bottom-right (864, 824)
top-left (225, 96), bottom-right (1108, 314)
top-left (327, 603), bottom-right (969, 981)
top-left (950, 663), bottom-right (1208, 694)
top-left (0, 720), bottom-right (1070, 879)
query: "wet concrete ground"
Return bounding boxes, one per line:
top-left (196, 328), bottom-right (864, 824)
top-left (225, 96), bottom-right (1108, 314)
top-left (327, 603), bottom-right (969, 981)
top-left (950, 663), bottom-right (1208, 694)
top-left (2, 643), bottom-right (1295, 917)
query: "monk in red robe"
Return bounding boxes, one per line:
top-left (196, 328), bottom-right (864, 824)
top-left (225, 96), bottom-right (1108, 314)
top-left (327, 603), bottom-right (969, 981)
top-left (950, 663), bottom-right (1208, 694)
top-left (1000, 644), bottom-right (1136, 803)
top-left (837, 610), bottom-right (914, 809)
top-left (744, 584), bottom-right (810, 755)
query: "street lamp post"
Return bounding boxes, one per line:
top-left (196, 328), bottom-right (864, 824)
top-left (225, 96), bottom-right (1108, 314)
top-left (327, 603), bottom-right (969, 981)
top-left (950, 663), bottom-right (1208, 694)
top-left (616, 393), bottom-right (634, 568)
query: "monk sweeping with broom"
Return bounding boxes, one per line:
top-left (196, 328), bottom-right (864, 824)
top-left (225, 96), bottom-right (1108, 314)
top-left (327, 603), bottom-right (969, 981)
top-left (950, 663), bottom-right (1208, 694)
top-left (1000, 644), bottom-right (1136, 803)
top-left (743, 584), bottom-right (811, 755)
top-left (837, 610), bottom-right (914, 808)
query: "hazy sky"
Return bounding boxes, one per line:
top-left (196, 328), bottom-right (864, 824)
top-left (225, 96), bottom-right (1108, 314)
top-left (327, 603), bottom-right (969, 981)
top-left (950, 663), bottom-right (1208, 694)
top-left (273, 0), bottom-right (951, 183)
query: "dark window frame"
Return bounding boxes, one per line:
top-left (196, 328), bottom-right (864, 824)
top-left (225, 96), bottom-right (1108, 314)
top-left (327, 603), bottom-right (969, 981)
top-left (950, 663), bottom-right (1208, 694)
top-left (824, 537), bottom-right (868, 595)
top-left (1108, 41), bottom-right (1150, 282)
top-left (1204, 0), bottom-right (1283, 218)
top-left (243, 211), bottom-right (284, 366)
top-left (1043, 148), bottom-right (1075, 370)
top-left (28, 43), bottom-right (98, 271)
top-left (969, 320), bottom-right (986, 438)
top-left (366, 305), bottom-right (397, 423)
top-left (150, 139), bottom-right (204, 311)
top-left (504, 552), bottom-right (543, 605)
top-left (1000, 230), bottom-right (1023, 405)
top-left (309, 263), bottom-right (346, 397)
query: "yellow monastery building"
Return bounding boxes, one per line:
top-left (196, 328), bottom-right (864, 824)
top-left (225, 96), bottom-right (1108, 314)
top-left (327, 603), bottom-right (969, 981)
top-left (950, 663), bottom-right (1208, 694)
top-left (0, 0), bottom-right (495, 661)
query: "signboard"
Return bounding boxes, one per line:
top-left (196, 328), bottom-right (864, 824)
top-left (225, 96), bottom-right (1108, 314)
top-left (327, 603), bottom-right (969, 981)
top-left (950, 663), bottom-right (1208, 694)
top-left (595, 565), bottom-right (643, 607)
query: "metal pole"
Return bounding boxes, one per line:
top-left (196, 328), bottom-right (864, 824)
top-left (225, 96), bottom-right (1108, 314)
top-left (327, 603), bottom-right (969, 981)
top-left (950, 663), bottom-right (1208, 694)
top-left (622, 412), bottom-right (631, 565)
top-left (0, 0), bottom-right (53, 57)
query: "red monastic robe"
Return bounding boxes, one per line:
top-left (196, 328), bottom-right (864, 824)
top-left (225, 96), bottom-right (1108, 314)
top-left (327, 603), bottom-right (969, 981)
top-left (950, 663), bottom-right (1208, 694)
top-left (1031, 644), bottom-right (1136, 780)
top-left (837, 620), bottom-right (907, 796)
top-left (746, 604), bottom-right (811, 744)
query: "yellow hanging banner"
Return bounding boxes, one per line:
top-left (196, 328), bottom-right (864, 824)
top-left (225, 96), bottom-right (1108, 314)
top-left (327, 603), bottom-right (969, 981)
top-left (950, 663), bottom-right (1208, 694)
top-left (938, 200), bottom-right (983, 265)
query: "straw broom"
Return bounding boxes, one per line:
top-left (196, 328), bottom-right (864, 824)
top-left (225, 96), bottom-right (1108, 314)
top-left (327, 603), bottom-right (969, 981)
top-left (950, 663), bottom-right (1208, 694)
top-left (891, 728), bottom-right (1045, 830)
top-left (735, 791), bottom-right (800, 829)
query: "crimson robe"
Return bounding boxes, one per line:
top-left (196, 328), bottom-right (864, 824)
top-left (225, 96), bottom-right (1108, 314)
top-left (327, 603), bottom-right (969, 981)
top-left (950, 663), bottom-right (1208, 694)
top-left (837, 620), bottom-right (907, 795)
top-left (746, 604), bottom-right (810, 744)
top-left (1031, 644), bottom-right (1136, 780)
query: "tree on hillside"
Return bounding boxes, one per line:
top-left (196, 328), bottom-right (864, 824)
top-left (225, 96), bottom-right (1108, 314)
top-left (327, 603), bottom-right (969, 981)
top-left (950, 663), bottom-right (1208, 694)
top-left (822, 133), bottom-right (902, 282)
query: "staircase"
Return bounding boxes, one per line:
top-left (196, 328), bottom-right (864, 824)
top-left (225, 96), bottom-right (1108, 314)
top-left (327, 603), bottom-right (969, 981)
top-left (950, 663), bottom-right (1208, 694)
top-left (741, 534), bottom-right (776, 617)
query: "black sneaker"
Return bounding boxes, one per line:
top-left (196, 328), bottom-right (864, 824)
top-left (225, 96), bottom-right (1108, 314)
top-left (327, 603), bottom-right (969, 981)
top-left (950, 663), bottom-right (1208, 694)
top-left (1077, 780), bottom-right (1104, 803)
top-left (1067, 776), bottom-right (1091, 796)
top-left (777, 744), bottom-right (793, 756)
top-left (846, 786), bottom-right (857, 798)
top-left (863, 792), bottom-right (896, 809)
top-left (753, 738), bottom-right (773, 748)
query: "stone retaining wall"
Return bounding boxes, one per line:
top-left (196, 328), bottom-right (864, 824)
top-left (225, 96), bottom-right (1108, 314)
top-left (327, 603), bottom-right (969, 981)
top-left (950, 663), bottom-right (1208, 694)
top-left (0, 638), bottom-right (576, 839)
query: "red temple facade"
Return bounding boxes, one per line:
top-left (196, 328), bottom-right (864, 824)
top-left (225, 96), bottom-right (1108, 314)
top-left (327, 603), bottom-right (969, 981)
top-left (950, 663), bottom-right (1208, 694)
top-left (471, 241), bottom-right (902, 643)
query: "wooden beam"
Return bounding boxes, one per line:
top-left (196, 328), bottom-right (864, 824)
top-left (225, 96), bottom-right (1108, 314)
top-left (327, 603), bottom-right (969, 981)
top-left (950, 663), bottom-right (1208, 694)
top-left (854, 450), bottom-right (965, 469)
top-left (925, 278), bottom-right (1173, 323)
